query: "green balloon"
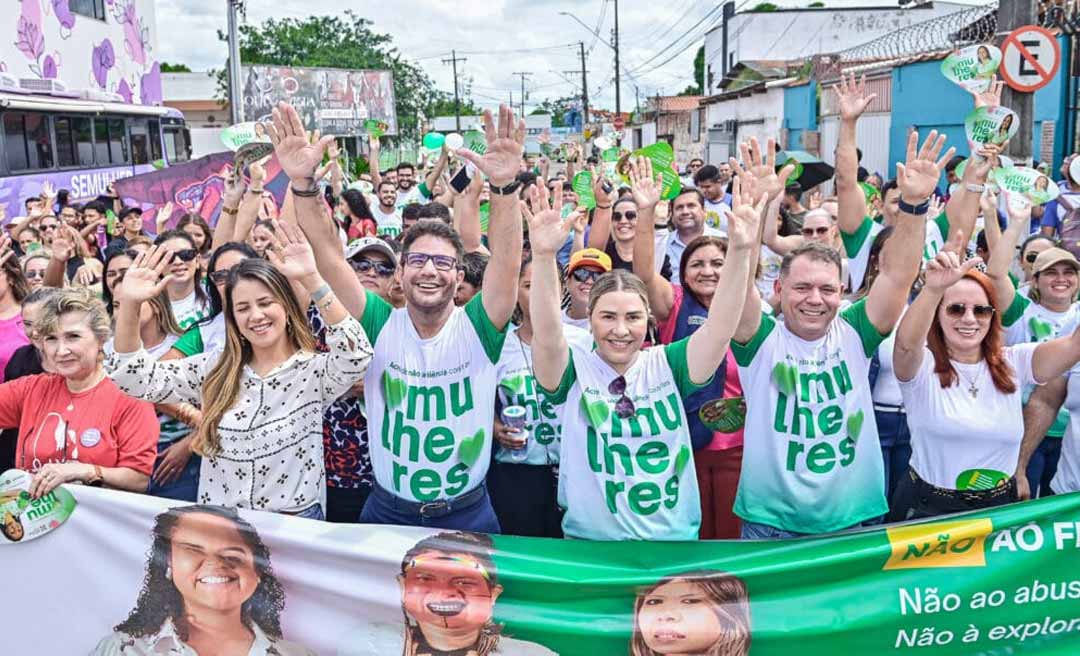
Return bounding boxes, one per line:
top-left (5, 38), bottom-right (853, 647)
top-left (423, 133), bottom-right (445, 150)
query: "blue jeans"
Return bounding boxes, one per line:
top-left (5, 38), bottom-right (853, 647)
top-left (294, 503), bottom-right (325, 520)
top-left (740, 520), bottom-right (806, 540)
top-left (875, 409), bottom-right (912, 503)
top-left (147, 449), bottom-right (200, 502)
top-left (360, 485), bottom-right (501, 533)
top-left (1025, 437), bottom-right (1063, 498)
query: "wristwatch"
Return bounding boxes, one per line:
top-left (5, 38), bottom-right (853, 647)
top-left (898, 196), bottom-right (930, 216)
top-left (488, 179), bottom-right (523, 196)
top-left (85, 465), bottom-right (104, 487)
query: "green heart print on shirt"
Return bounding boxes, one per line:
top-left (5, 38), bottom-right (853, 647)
top-left (382, 371), bottom-right (408, 410)
top-left (674, 444), bottom-right (691, 476)
top-left (580, 396), bottom-right (611, 429)
top-left (457, 428), bottom-right (486, 467)
top-left (1029, 316), bottom-right (1054, 342)
top-left (846, 409), bottom-right (865, 444)
top-left (772, 362), bottom-right (798, 397)
top-left (499, 374), bottom-right (527, 396)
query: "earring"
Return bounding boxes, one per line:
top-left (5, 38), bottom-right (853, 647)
top-left (165, 566), bottom-right (172, 580)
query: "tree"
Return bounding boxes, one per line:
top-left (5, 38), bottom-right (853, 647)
top-left (428, 92), bottom-right (483, 121)
top-left (678, 46), bottom-right (705, 96)
top-left (160, 62), bottom-right (192, 73)
top-left (529, 96), bottom-right (578, 127)
top-left (215, 12), bottom-right (440, 138)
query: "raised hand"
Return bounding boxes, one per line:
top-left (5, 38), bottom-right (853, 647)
top-left (118, 245), bottom-right (176, 304)
top-left (0, 235), bottom-right (13, 268)
top-left (965, 144), bottom-right (1001, 183)
top-left (923, 231), bottom-right (980, 292)
top-left (807, 190), bottom-right (823, 210)
top-left (264, 220), bottom-right (318, 283)
top-left (927, 195), bottom-right (944, 219)
top-left (49, 226), bottom-right (78, 262)
top-left (522, 180), bottom-right (580, 257)
top-left (155, 201), bottom-right (174, 232)
top-left (589, 165), bottom-right (616, 208)
top-left (835, 72), bottom-right (878, 121)
top-left (1006, 193), bottom-right (1034, 226)
top-left (726, 172), bottom-right (766, 252)
top-left (457, 105), bottom-right (525, 187)
top-left (729, 137), bottom-right (794, 201)
top-left (266, 102), bottom-right (334, 186)
top-left (979, 187), bottom-right (999, 221)
top-left (896, 130), bottom-right (956, 204)
top-left (972, 79), bottom-right (1005, 109)
top-left (40, 181), bottom-right (56, 204)
top-left (223, 168), bottom-right (246, 207)
top-left (250, 158), bottom-right (267, 187)
top-left (627, 156), bottom-right (661, 210)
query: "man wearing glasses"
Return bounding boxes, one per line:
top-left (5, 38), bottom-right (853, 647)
top-left (346, 237), bottom-right (398, 304)
top-left (295, 103), bottom-right (525, 531)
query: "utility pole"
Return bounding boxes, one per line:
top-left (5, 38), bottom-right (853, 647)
top-left (613, 0), bottom-right (622, 118)
top-left (579, 42), bottom-right (590, 124)
top-left (225, 0), bottom-right (244, 125)
top-left (442, 50), bottom-right (467, 131)
top-left (997, 0), bottom-right (1036, 163)
top-left (513, 72), bottom-right (532, 117)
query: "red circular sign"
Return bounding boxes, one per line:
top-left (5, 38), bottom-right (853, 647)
top-left (999, 25), bottom-right (1061, 93)
top-left (613, 115), bottom-right (625, 130)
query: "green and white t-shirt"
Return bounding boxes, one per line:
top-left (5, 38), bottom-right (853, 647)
top-left (1001, 292), bottom-right (1080, 438)
top-left (543, 338), bottom-right (707, 541)
top-left (493, 325), bottom-right (591, 466)
top-left (841, 212), bottom-right (950, 293)
top-left (361, 291), bottom-right (508, 502)
top-left (395, 185), bottom-right (424, 212)
top-left (732, 299), bottom-right (888, 534)
top-left (374, 206), bottom-right (402, 238)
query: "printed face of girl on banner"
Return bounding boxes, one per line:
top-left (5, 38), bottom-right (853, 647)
top-left (631, 570), bottom-right (752, 656)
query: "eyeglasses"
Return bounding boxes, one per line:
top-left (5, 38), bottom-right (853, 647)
top-left (608, 375), bottom-right (636, 419)
top-left (570, 268), bottom-right (604, 283)
top-left (351, 258), bottom-right (396, 277)
top-left (24, 270), bottom-right (45, 279)
top-left (404, 252), bottom-right (458, 271)
top-left (802, 226), bottom-right (831, 237)
top-left (171, 249), bottom-right (198, 262)
top-left (613, 210), bottom-right (638, 223)
top-left (944, 303), bottom-right (995, 319)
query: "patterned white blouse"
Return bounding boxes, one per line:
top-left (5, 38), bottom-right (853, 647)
top-left (105, 314), bottom-right (372, 514)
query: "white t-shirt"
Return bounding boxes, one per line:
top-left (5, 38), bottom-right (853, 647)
top-left (374, 205), bottom-right (403, 238)
top-left (900, 343), bottom-right (1038, 490)
top-left (543, 338), bottom-right (705, 541)
top-left (841, 212), bottom-right (950, 293)
top-left (169, 290), bottom-right (209, 330)
top-left (756, 244), bottom-right (782, 301)
top-left (361, 292), bottom-right (506, 502)
top-left (871, 306), bottom-right (907, 408)
top-left (395, 185), bottom-right (424, 212)
top-left (1053, 362), bottom-right (1080, 493)
top-left (732, 299), bottom-right (888, 533)
top-left (493, 325), bottom-right (591, 465)
top-left (1001, 293), bottom-right (1080, 346)
top-left (702, 197), bottom-right (732, 233)
top-left (561, 309), bottom-right (590, 331)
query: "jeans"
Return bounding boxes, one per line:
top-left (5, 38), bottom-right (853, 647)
top-left (294, 503), bottom-right (325, 520)
top-left (740, 520), bottom-right (807, 540)
top-left (1025, 437), bottom-right (1063, 499)
top-left (360, 484), bottom-right (501, 533)
top-left (875, 409), bottom-right (912, 503)
top-left (146, 450), bottom-right (200, 502)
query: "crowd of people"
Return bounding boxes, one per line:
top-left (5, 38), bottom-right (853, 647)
top-left (2, 72), bottom-right (1080, 542)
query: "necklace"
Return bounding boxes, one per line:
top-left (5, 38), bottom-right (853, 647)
top-left (955, 365), bottom-right (980, 398)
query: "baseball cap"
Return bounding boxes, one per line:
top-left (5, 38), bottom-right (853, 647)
top-left (567, 248), bottom-right (612, 274)
top-left (346, 237), bottom-right (396, 263)
top-left (1033, 247), bottom-right (1080, 275)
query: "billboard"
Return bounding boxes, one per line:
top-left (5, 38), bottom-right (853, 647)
top-left (241, 65), bottom-right (398, 136)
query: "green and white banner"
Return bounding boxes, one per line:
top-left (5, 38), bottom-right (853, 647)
top-left (7, 484), bottom-right (1080, 654)
top-left (941, 44), bottom-right (1002, 93)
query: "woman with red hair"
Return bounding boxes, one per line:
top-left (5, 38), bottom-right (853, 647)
top-left (891, 234), bottom-right (1080, 520)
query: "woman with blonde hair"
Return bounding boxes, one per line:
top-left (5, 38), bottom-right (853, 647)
top-left (106, 221), bottom-right (373, 518)
top-left (631, 570), bottom-right (751, 656)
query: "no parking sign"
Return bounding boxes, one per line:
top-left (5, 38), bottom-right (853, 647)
top-left (999, 25), bottom-right (1061, 92)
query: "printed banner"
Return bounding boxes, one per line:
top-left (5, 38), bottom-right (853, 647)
top-left (114, 152), bottom-right (291, 230)
top-left (8, 486), bottom-right (1080, 654)
top-left (242, 65), bottom-right (398, 136)
top-left (941, 44), bottom-right (1002, 92)
top-left (993, 166), bottom-right (1062, 208)
top-left (221, 122), bottom-right (273, 151)
top-left (965, 106), bottom-right (1020, 150)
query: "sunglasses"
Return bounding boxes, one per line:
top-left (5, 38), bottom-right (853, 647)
top-left (404, 252), bottom-right (458, 271)
top-left (944, 303), bottom-right (995, 319)
top-left (351, 258), bottom-right (395, 277)
top-left (171, 249), bottom-right (198, 262)
top-left (1026, 252), bottom-right (1040, 263)
top-left (24, 270), bottom-right (45, 279)
top-left (570, 268), bottom-right (604, 283)
top-left (802, 226), bottom-right (831, 237)
top-left (613, 210), bottom-right (638, 222)
top-left (608, 375), bottom-right (636, 419)
top-left (39, 223), bottom-right (59, 231)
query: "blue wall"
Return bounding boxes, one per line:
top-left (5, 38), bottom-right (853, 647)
top-left (783, 81), bottom-right (817, 151)
top-left (888, 43), bottom-right (1072, 181)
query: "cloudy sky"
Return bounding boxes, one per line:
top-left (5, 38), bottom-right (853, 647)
top-left (156, 0), bottom-right (980, 114)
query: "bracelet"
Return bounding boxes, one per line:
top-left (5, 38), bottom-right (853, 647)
top-left (221, 206), bottom-right (238, 216)
top-left (291, 185), bottom-right (321, 197)
top-left (966, 183), bottom-right (986, 193)
top-left (317, 293), bottom-right (336, 311)
top-left (247, 188), bottom-right (265, 195)
top-left (898, 196), bottom-right (930, 216)
top-left (310, 282), bottom-right (332, 303)
top-left (595, 204), bottom-right (612, 210)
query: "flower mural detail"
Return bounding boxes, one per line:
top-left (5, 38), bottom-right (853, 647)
top-left (15, 0), bottom-right (44, 63)
top-left (117, 78), bottom-right (133, 104)
top-left (91, 39), bottom-right (115, 89)
top-left (112, 0), bottom-right (150, 67)
top-left (140, 62), bottom-right (162, 105)
top-left (51, 0), bottom-right (75, 37)
top-left (42, 54), bottom-right (57, 79)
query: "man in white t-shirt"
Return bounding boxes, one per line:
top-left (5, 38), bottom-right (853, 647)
top-left (692, 164), bottom-right (732, 233)
top-left (372, 180), bottom-right (403, 238)
top-left (665, 187), bottom-right (724, 285)
top-left (303, 106), bottom-right (525, 532)
top-left (729, 120), bottom-right (949, 538)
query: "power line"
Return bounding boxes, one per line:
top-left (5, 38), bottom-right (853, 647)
top-left (624, 4), bottom-right (723, 76)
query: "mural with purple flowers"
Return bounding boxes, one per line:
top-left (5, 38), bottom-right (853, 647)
top-left (5, 0), bottom-right (161, 105)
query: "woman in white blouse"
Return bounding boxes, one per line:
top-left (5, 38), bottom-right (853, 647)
top-left (891, 235), bottom-right (1080, 521)
top-left (106, 221), bottom-right (373, 518)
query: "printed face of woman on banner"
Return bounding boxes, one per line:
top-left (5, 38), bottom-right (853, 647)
top-left (2, 511), bottom-right (24, 542)
top-left (631, 571), bottom-right (751, 656)
top-left (400, 549), bottom-right (503, 633)
top-left (169, 512), bottom-right (261, 615)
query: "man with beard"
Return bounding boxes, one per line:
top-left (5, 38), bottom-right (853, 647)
top-left (374, 180), bottom-right (404, 238)
top-left (665, 188), bottom-right (724, 285)
top-left (338, 532), bottom-right (555, 655)
top-left (299, 104), bottom-right (524, 531)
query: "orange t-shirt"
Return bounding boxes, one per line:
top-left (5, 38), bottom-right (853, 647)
top-left (0, 374), bottom-right (158, 475)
